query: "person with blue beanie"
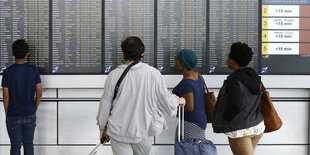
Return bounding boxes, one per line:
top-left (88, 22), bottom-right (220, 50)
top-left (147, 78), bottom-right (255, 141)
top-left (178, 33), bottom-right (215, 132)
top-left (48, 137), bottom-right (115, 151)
top-left (172, 49), bottom-right (207, 139)
top-left (177, 49), bottom-right (198, 70)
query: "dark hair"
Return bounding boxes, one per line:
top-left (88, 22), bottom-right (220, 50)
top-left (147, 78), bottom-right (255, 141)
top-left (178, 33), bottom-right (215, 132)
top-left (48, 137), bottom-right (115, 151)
top-left (12, 39), bottom-right (28, 59)
top-left (229, 42), bottom-right (253, 67)
top-left (121, 36), bottom-right (145, 61)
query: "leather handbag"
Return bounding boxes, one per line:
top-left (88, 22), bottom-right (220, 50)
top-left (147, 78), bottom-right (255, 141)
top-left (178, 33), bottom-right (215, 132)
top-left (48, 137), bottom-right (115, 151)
top-left (200, 75), bottom-right (216, 123)
top-left (260, 83), bottom-right (283, 133)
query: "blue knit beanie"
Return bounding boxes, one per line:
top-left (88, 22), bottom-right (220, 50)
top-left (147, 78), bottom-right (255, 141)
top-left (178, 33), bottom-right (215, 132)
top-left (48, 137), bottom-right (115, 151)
top-left (177, 49), bottom-right (197, 70)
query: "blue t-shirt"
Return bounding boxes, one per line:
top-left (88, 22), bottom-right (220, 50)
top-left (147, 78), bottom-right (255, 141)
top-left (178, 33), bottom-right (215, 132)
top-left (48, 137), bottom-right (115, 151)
top-left (172, 76), bottom-right (207, 130)
top-left (1, 63), bottom-right (41, 116)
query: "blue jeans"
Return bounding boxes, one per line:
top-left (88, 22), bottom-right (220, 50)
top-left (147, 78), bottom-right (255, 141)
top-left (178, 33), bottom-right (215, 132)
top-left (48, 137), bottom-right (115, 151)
top-left (6, 114), bottom-right (36, 155)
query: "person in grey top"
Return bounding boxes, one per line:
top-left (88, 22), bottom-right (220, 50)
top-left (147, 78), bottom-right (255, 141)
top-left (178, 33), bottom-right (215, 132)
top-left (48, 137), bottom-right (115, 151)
top-left (97, 36), bottom-right (185, 155)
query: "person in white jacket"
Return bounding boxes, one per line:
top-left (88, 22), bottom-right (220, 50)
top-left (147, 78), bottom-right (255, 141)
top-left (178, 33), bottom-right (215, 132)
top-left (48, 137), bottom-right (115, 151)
top-left (97, 36), bottom-right (185, 155)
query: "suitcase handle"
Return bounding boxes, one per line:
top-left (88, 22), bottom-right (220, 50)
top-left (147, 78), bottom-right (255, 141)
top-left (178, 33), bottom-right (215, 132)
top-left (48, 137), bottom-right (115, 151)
top-left (89, 137), bottom-right (106, 155)
top-left (100, 137), bottom-right (106, 144)
top-left (178, 106), bottom-right (185, 141)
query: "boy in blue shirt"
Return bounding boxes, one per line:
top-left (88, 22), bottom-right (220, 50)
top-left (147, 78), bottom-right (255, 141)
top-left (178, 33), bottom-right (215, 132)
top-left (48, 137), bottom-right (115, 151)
top-left (2, 39), bottom-right (42, 155)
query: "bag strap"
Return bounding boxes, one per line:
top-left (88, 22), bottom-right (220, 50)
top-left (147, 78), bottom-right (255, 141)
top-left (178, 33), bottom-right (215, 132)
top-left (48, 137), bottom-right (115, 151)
top-left (103, 61), bottom-right (139, 132)
top-left (199, 74), bottom-right (210, 93)
top-left (112, 61), bottom-right (139, 101)
top-left (260, 82), bottom-right (266, 92)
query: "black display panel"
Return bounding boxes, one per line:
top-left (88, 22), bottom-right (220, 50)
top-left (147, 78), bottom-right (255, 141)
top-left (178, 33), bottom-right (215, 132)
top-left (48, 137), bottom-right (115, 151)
top-left (0, 0), bottom-right (49, 74)
top-left (261, 0), bottom-right (310, 74)
top-left (209, 0), bottom-right (259, 74)
top-left (157, 0), bottom-right (207, 74)
top-left (104, 0), bottom-right (154, 73)
top-left (2, 0), bottom-right (310, 75)
top-left (52, 0), bottom-right (102, 73)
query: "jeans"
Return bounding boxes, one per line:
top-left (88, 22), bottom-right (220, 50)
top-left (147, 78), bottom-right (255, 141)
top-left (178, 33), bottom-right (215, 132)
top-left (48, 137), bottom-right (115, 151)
top-left (6, 114), bottom-right (36, 155)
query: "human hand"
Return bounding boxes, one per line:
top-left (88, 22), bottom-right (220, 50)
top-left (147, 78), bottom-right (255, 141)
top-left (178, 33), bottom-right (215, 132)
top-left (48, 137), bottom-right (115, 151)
top-left (178, 97), bottom-right (186, 107)
top-left (100, 129), bottom-right (110, 143)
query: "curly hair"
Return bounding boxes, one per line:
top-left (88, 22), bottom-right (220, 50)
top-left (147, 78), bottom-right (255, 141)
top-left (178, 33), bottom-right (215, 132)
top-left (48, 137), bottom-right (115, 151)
top-left (12, 39), bottom-right (28, 59)
top-left (229, 42), bottom-right (253, 67)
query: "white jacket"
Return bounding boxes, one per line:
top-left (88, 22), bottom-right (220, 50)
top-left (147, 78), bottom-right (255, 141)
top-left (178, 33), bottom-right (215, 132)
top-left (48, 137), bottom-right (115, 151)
top-left (96, 63), bottom-right (179, 143)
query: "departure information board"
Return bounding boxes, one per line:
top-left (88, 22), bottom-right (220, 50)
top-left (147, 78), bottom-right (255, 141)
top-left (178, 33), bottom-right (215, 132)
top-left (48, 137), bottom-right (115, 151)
top-left (209, 0), bottom-right (259, 74)
top-left (157, 0), bottom-right (207, 74)
top-left (2, 0), bottom-right (310, 75)
top-left (0, 0), bottom-right (49, 73)
top-left (104, 0), bottom-right (154, 73)
top-left (261, 0), bottom-right (310, 74)
top-left (52, 0), bottom-right (102, 73)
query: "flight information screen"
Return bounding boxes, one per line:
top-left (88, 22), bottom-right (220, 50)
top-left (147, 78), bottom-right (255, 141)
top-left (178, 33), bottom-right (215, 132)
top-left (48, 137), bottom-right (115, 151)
top-left (104, 0), bottom-right (154, 73)
top-left (0, 0), bottom-right (49, 73)
top-left (52, 0), bottom-right (102, 73)
top-left (157, 0), bottom-right (207, 74)
top-left (261, 0), bottom-right (310, 74)
top-left (1, 0), bottom-right (310, 75)
top-left (208, 0), bottom-right (259, 74)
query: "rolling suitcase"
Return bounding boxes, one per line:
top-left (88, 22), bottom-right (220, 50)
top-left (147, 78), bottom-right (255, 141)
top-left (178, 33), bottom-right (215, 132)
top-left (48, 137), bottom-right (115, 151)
top-left (175, 106), bottom-right (217, 155)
